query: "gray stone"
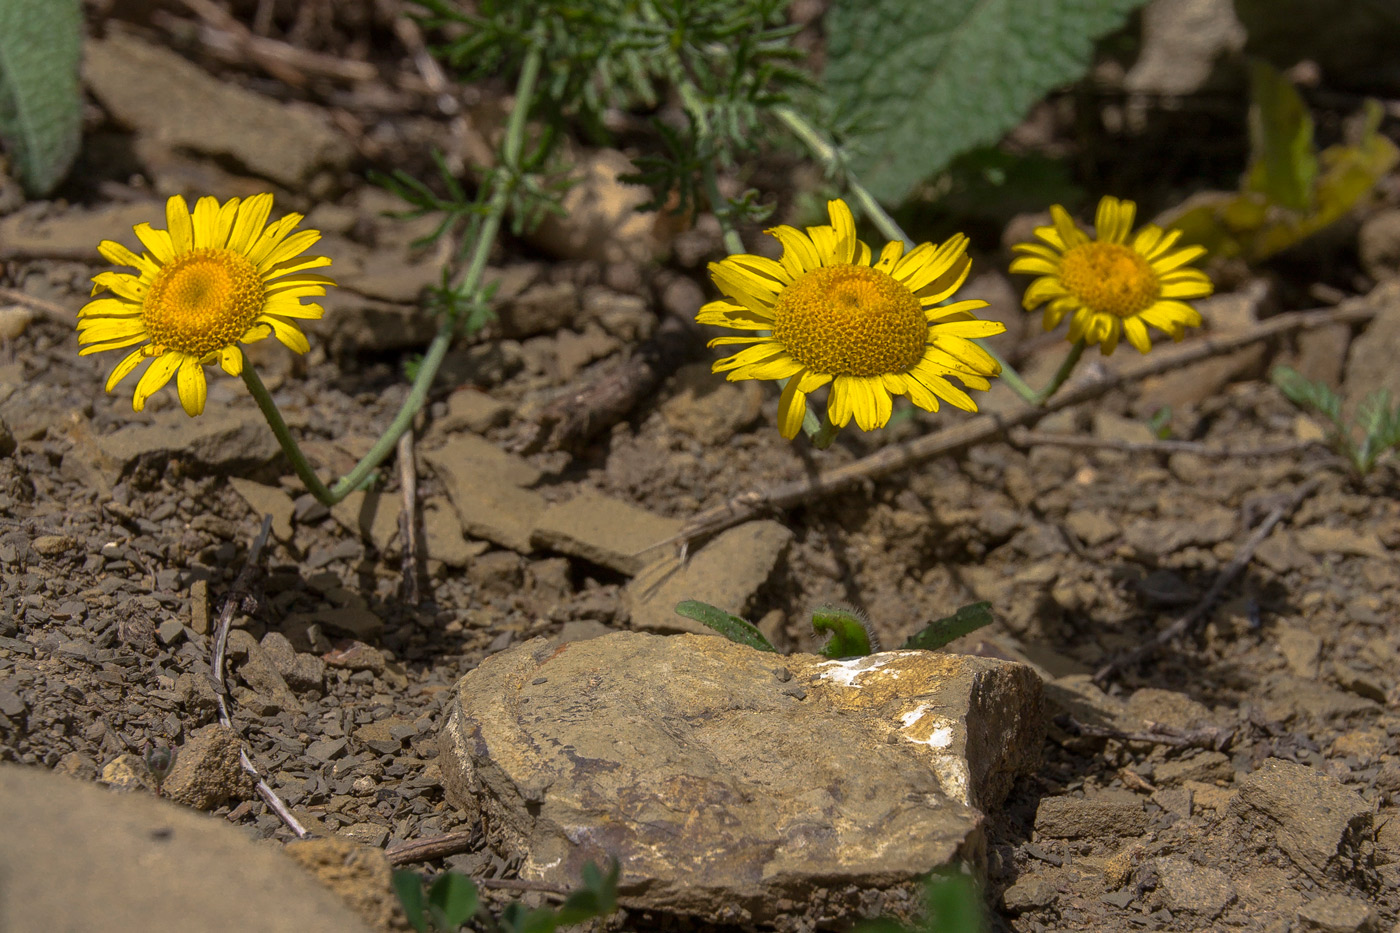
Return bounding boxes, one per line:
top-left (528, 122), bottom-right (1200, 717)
top-left (260, 631), bottom-right (325, 693)
top-left (229, 630), bottom-right (302, 712)
top-left (1230, 758), bottom-right (1374, 883)
top-left (283, 837), bottom-right (403, 933)
top-left (97, 410), bottom-right (280, 481)
top-left (440, 388), bottom-right (510, 433)
top-left (425, 436), bottom-right (546, 553)
top-left (626, 521), bottom-right (793, 634)
top-left (162, 724), bottom-right (255, 811)
top-left (1121, 509), bottom-right (1236, 559)
top-left (1034, 791), bottom-right (1150, 840)
top-left (659, 363), bottom-right (764, 445)
top-left (84, 33), bottom-right (352, 187)
top-left (329, 490), bottom-right (399, 553)
top-left (438, 633), bottom-right (1043, 927)
top-left (1360, 209), bottom-right (1400, 281)
top-left (1001, 875), bottom-right (1058, 913)
top-left (1297, 893), bottom-right (1379, 933)
top-left (1152, 751), bottom-right (1233, 786)
top-left (531, 491), bottom-right (682, 575)
top-left (1150, 856), bottom-right (1236, 920)
top-left (1124, 0), bottom-right (1245, 95)
top-left (0, 764), bottom-right (374, 933)
top-left (1344, 281), bottom-right (1400, 417)
top-left (497, 281), bottom-right (580, 338)
top-left (528, 149), bottom-right (672, 265)
top-left (228, 478), bottom-right (296, 542)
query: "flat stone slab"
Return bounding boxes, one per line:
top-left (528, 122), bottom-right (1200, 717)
top-left (626, 520), bottom-right (793, 633)
top-left (0, 763), bottom-right (374, 933)
top-left (530, 491), bottom-right (681, 575)
top-left (438, 632), bottom-right (1044, 927)
top-left (424, 435), bottom-right (546, 553)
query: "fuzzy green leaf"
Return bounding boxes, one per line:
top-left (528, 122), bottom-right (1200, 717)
top-left (426, 872), bottom-right (478, 930)
top-left (824, 0), bottom-right (1147, 204)
top-left (1244, 60), bottom-right (1317, 213)
top-left (1271, 365), bottom-right (1342, 422)
top-left (0, 0), bottom-right (83, 195)
top-left (392, 870), bottom-right (430, 933)
top-left (902, 602), bottom-right (994, 652)
top-left (674, 601), bottom-right (777, 652)
top-left (812, 606), bottom-right (874, 658)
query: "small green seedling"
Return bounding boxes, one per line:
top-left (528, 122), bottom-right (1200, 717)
top-left (855, 869), bottom-right (986, 933)
top-left (675, 601), bottom-right (993, 657)
top-left (393, 861), bottom-right (618, 933)
top-left (1272, 365), bottom-right (1400, 476)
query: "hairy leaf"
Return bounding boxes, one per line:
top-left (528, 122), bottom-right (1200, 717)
top-left (392, 870), bottom-right (429, 933)
top-left (824, 0), bottom-right (1146, 204)
top-left (812, 606), bottom-right (874, 658)
top-left (427, 871), bottom-right (478, 930)
top-left (902, 602), bottom-right (994, 652)
top-left (0, 0), bottom-right (83, 195)
top-left (1271, 366), bottom-right (1342, 423)
top-left (674, 600), bottom-right (777, 652)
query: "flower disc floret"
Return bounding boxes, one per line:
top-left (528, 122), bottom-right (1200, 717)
top-left (142, 249), bottom-right (267, 357)
top-left (1009, 195), bottom-right (1212, 356)
top-left (695, 198), bottom-right (1006, 440)
top-left (76, 193), bottom-right (335, 416)
top-left (772, 265), bottom-right (927, 376)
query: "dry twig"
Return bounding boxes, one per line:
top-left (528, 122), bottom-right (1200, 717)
top-left (172, 0), bottom-right (377, 86)
top-left (1056, 714), bottom-right (1237, 752)
top-left (1008, 428), bottom-right (1319, 460)
top-left (1093, 477), bottom-right (1322, 685)
top-left (211, 514), bottom-right (309, 838)
top-left (397, 429), bottom-right (422, 607)
top-left (385, 830), bottom-right (480, 866)
top-left (656, 302), bottom-right (1376, 558)
top-left (0, 286), bottom-right (74, 324)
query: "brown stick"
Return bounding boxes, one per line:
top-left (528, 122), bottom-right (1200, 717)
top-left (384, 830), bottom-right (479, 866)
top-left (527, 311), bottom-right (698, 452)
top-left (1093, 476), bottom-right (1321, 685)
top-left (657, 302), bottom-right (1374, 556)
top-left (0, 286), bottom-right (75, 324)
top-left (172, 0), bottom-right (377, 85)
top-left (1008, 428), bottom-right (1320, 459)
top-left (397, 429), bottom-right (422, 607)
top-left (1056, 714), bottom-right (1236, 752)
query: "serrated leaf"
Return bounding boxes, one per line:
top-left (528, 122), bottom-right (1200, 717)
top-left (674, 600), bottom-right (777, 652)
top-left (0, 0), bottom-right (83, 196)
top-left (1244, 60), bottom-right (1317, 213)
top-left (824, 0), bottom-right (1147, 205)
top-left (902, 602), bottom-right (994, 652)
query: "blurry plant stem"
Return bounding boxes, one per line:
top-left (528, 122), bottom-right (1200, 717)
top-left (702, 162), bottom-right (825, 442)
top-left (240, 36), bottom-right (546, 506)
top-left (1033, 339), bottom-right (1086, 405)
top-left (773, 105), bottom-right (1040, 407)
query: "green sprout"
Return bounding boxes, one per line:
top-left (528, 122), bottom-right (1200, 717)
top-left (675, 600), bottom-right (993, 657)
top-left (393, 861), bottom-right (618, 933)
top-left (1272, 365), bottom-right (1400, 476)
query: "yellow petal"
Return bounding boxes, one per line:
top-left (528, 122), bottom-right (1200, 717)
top-left (176, 357), bottom-right (208, 416)
top-left (132, 352), bottom-right (181, 411)
top-left (104, 347), bottom-right (148, 391)
top-left (777, 376), bottom-right (807, 440)
top-left (133, 223), bottom-right (175, 264)
top-left (220, 345), bottom-right (243, 375)
top-left (165, 196), bottom-right (193, 253)
top-left (767, 225), bottom-right (821, 279)
top-left (228, 194), bottom-right (275, 255)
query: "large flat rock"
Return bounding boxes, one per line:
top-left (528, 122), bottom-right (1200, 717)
top-left (0, 764), bottom-right (375, 933)
top-left (438, 632), bottom-right (1044, 927)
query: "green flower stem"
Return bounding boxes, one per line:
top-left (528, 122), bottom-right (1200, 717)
top-left (1033, 339), bottom-right (1086, 406)
top-left (702, 161), bottom-right (823, 441)
top-left (242, 35), bottom-right (547, 506)
top-left (773, 105), bottom-right (1040, 408)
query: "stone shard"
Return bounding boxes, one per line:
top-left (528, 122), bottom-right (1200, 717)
top-left (424, 435), bottom-right (546, 553)
top-left (438, 632), bottom-right (1044, 927)
top-left (626, 520), bottom-right (793, 634)
top-left (1230, 758), bottom-right (1375, 884)
top-left (530, 490), bottom-right (681, 575)
top-left (96, 410), bottom-right (281, 481)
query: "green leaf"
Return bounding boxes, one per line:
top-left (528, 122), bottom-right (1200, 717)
top-left (1244, 60), bottom-right (1317, 213)
top-left (426, 872), bottom-right (478, 930)
top-left (1270, 365), bottom-right (1342, 423)
top-left (811, 606), bottom-right (874, 658)
top-left (392, 869), bottom-right (430, 933)
top-left (674, 600), bottom-right (777, 652)
top-left (0, 0), bottom-right (83, 196)
top-left (902, 602), bottom-right (994, 652)
top-left (824, 0), bottom-right (1147, 205)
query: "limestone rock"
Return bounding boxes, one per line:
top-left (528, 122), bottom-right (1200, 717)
top-left (1230, 758), bottom-right (1374, 883)
top-left (97, 410), bottom-right (280, 482)
top-left (0, 763), bottom-right (374, 933)
top-left (438, 632), bottom-right (1043, 927)
top-left (1149, 856), bottom-right (1236, 920)
top-left (529, 149), bottom-right (674, 265)
top-left (425, 435), bottom-right (546, 553)
top-left (283, 837), bottom-right (403, 933)
top-left (163, 724), bottom-right (255, 811)
top-left (1296, 893), bottom-right (1380, 933)
top-left (1124, 0), bottom-right (1245, 95)
top-left (1034, 791), bottom-right (1150, 840)
top-left (1343, 281), bottom-right (1400, 415)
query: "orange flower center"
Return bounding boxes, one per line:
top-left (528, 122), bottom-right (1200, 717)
top-left (142, 249), bottom-right (266, 358)
top-left (1058, 242), bottom-right (1158, 318)
top-left (772, 265), bottom-right (926, 376)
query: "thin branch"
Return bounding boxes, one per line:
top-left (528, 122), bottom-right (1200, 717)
top-left (385, 830), bottom-right (480, 866)
top-left (171, 0), bottom-right (377, 85)
top-left (1093, 477), bottom-right (1322, 684)
top-left (211, 514), bottom-right (308, 838)
top-left (1009, 428), bottom-right (1321, 459)
top-left (1055, 715), bottom-right (1237, 752)
top-left (651, 302), bottom-right (1375, 558)
top-left (398, 428), bottom-right (422, 607)
top-left (0, 286), bottom-right (74, 324)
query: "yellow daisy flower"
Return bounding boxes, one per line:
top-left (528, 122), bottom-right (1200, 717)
top-left (1009, 195), bottom-right (1212, 355)
top-left (696, 199), bottom-right (1005, 440)
top-left (77, 194), bottom-right (334, 416)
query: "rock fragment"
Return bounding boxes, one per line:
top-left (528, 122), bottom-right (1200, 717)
top-left (1230, 758), bottom-right (1374, 883)
top-left (1034, 791), bottom-right (1150, 840)
top-left (162, 724), bottom-right (255, 811)
top-left (438, 632), bottom-right (1043, 927)
top-left (531, 491), bottom-right (681, 575)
